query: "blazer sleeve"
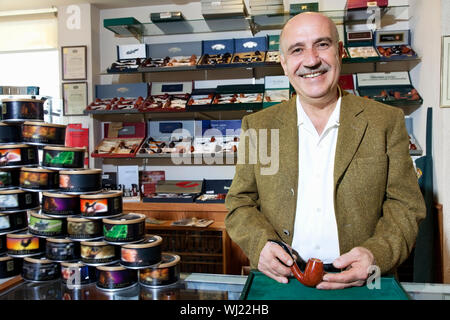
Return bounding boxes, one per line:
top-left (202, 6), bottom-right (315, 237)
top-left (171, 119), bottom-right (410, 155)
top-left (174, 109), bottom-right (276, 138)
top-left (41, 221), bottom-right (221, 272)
top-left (360, 108), bottom-right (426, 274)
top-left (225, 116), bottom-right (280, 268)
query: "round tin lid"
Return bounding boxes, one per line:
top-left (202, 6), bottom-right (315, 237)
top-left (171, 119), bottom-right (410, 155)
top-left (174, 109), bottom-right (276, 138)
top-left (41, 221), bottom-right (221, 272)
top-left (6, 232), bottom-right (37, 239)
top-left (59, 169), bottom-right (102, 175)
top-left (60, 261), bottom-right (86, 268)
top-left (42, 192), bottom-right (79, 198)
top-left (96, 263), bottom-right (127, 272)
top-left (0, 210), bottom-right (26, 217)
top-left (46, 237), bottom-right (74, 244)
top-left (2, 98), bottom-right (44, 103)
top-left (103, 213), bottom-right (146, 225)
top-left (157, 253), bottom-right (181, 268)
top-left (80, 191), bottom-right (123, 199)
top-left (21, 167), bottom-right (57, 173)
top-left (0, 122), bottom-right (20, 127)
top-left (0, 189), bottom-right (30, 195)
top-left (24, 256), bottom-right (55, 264)
top-left (30, 212), bottom-right (62, 220)
top-left (0, 144), bottom-right (35, 149)
top-left (121, 235), bottom-right (162, 249)
top-left (67, 217), bottom-right (100, 223)
top-left (0, 255), bottom-right (14, 262)
top-left (80, 240), bottom-right (111, 247)
top-left (23, 121), bottom-right (67, 128)
top-left (43, 146), bottom-right (85, 152)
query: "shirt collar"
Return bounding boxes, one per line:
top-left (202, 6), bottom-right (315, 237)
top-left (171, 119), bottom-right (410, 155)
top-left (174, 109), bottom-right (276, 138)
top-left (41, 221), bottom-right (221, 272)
top-left (296, 93), bottom-right (342, 129)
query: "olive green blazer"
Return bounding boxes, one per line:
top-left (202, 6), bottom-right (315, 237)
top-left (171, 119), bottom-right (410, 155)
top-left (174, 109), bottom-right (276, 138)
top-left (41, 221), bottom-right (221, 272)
top-left (225, 92), bottom-right (426, 274)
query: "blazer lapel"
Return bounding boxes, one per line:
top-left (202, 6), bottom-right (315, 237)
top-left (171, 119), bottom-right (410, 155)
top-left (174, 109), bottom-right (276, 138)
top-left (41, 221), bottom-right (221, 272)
top-left (334, 94), bottom-right (367, 185)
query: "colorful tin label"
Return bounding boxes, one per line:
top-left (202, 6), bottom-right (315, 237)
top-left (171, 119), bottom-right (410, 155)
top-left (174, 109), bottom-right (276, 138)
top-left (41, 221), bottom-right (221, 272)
top-left (46, 240), bottom-right (79, 261)
top-left (43, 149), bottom-right (84, 169)
top-left (29, 215), bottom-right (64, 237)
top-left (20, 170), bottom-right (59, 190)
top-left (103, 222), bottom-right (144, 243)
top-left (80, 243), bottom-right (117, 264)
top-left (61, 263), bottom-right (96, 285)
top-left (22, 124), bottom-right (66, 145)
top-left (97, 268), bottom-right (137, 290)
top-left (0, 194), bottom-right (19, 208)
top-left (42, 194), bottom-right (80, 216)
top-left (138, 254), bottom-right (180, 287)
top-left (22, 259), bottom-right (60, 281)
top-left (0, 148), bottom-right (21, 165)
top-left (2, 100), bottom-right (44, 121)
top-left (59, 173), bottom-right (102, 193)
top-left (7, 235), bottom-right (42, 255)
top-left (67, 219), bottom-right (102, 239)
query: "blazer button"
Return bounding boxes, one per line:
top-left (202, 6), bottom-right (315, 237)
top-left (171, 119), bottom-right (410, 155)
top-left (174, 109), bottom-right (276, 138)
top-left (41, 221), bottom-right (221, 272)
top-left (290, 188), bottom-right (295, 196)
top-left (283, 229), bottom-right (290, 236)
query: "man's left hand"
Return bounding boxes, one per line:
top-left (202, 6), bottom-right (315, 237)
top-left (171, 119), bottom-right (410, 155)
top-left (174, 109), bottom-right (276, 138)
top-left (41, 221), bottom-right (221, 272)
top-left (316, 247), bottom-right (375, 290)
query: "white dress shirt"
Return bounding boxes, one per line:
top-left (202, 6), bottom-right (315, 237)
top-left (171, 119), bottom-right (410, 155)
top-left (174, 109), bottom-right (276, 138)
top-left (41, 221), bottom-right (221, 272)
top-left (291, 95), bottom-right (341, 264)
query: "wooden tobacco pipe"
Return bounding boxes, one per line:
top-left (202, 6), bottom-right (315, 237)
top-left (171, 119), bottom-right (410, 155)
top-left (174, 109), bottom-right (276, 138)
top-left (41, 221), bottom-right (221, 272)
top-left (270, 239), bottom-right (324, 287)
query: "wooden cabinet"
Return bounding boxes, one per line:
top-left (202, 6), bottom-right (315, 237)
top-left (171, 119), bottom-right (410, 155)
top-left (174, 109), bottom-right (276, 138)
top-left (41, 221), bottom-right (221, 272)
top-left (123, 202), bottom-right (249, 275)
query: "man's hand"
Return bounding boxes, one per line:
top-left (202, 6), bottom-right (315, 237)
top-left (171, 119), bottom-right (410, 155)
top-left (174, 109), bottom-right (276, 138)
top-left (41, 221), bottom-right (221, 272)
top-left (316, 247), bottom-right (375, 290)
top-left (258, 241), bottom-right (294, 284)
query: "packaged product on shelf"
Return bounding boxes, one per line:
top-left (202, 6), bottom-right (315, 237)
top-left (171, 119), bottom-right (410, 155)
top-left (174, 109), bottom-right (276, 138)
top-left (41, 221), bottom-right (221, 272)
top-left (344, 29), bottom-right (380, 62)
top-left (139, 82), bottom-right (192, 112)
top-left (374, 30), bottom-right (418, 60)
top-left (338, 74), bottom-right (357, 95)
top-left (211, 84), bottom-right (264, 111)
top-left (263, 75), bottom-right (290, 108)
top-left (42, 146), bottom-right (86, 169)
top-left (139, 170), bottom-right (165, 196)
top-left (191, 120), bottom-right (241, 154)
top-left (139, 41), bottom-right (201, 71)
top-left (265, 35), bottom-right (281, 64)
top-left (195, 179), bottom-right (233, 203)
top-left (107, 43), bottom-right (148, 73)
top-left (143, 180), bottom-right (203, 203)
top-left (0, 144), bottom-right (39, 168)
top-left (185, 88), bottom-right (216, 112)
top-left (198, 39), bottom-right (234, 68)
top-left (1, 98), bottom-right (46, 122)
top-left (356, 71), bottom-right (423, 107)
top-left (231, 37), bottom-right (267, 66)
top-left (92, 122), bottom-right (146, 158)
top-left (19, 167), bottom-right (59, 191)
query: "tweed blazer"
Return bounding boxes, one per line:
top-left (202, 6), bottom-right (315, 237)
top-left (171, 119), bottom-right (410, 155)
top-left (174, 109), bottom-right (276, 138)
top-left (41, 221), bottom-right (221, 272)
top-left (225, 92), bottom-right (426, 274)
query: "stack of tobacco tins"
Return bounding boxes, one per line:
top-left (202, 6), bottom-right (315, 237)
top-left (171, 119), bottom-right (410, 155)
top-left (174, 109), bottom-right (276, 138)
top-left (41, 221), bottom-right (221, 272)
top-left (0, 98), bottom-right (180, 293)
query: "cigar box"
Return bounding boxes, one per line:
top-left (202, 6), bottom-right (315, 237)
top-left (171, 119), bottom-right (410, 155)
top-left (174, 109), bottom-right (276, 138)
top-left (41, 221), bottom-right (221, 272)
top-left (143, 180), bottom-right (203, 203)
top-left (265, 35), bottom-right (281, 64)
top-left (139, 41), bottom-right (202, 72)
top-left (137, 120), bottom-right (200, 156)
top-left (91, 122), bottom-right (146, 158)
top-left (107, 44), bottom-right (148, 73)
top-left (249, 0), bottom-right (284, 15)
top-left (338, 74), bottom-right (356, 95)
top-left (139, 170), bottom-right (165, 197)
top-left (191, 120), bottom-right (241, 154)
top-left (344, 29), bottom-right (380, 62)
top-left (139, 82), bottom-right (192, 113)
top-left (263, 75), bottom-right (290, 108)
top-left (374, 30), bottom-right (418, 61)
top-left (185, 88), bottom-right (216, 112)
top-left (150, 11), bottom-right (184, 23)
top-left (201, 0), bottom-right (247, 19)
top-left (195, 179), bottom-right (233, 203)
top-left (198, 39), bottom-right (234, 68)
top-left (86, 83), bottom-right (149, 113)
top-left (356, 72), bottom-right (423, 107)
top-left (211, 84), bottom-right (264, 111)
top-left (231, 37), bottom-right (267, 66)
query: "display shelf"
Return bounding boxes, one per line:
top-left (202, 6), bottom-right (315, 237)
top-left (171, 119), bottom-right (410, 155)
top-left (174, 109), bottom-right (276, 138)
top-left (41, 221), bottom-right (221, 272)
top-left (104, 5), bottom-right (411, 39)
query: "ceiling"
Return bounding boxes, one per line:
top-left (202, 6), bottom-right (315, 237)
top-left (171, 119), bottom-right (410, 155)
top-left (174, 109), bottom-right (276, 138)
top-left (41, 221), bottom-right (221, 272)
top-left (0, 0), bottom-right (193, 12)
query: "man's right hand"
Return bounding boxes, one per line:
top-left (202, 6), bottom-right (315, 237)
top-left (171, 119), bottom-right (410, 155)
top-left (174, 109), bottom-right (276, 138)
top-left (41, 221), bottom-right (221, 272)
top-left (258, 241), bottom-right (294, 284)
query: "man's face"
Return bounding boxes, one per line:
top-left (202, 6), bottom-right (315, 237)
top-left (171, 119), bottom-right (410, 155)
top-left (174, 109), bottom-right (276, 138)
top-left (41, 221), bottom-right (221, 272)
top-left (280, 15), bottom-right (343, 103)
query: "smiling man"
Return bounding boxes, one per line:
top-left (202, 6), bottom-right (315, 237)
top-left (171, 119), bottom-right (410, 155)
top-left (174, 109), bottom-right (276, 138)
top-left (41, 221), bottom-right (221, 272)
top-left (225, 12), bottom-right (426, 290)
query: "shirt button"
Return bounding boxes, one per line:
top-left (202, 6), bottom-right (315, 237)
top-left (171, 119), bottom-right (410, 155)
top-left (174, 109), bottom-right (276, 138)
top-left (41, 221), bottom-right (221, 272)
top-left (283, 229), bottom-right (290, 236)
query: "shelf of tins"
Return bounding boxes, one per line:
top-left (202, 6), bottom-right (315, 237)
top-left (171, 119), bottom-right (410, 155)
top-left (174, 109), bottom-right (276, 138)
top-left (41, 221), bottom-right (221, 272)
top-left (104, 5), bottom-right (411, 39)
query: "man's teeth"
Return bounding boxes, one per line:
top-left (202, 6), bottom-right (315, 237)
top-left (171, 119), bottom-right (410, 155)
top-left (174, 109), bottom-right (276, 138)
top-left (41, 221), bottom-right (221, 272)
top-left (301, 72), bottom-right (324, 78)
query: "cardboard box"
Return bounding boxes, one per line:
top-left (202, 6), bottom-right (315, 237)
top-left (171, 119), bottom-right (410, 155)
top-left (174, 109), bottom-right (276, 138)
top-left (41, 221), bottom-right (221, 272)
top-left (266, 35), bottom-right (281, 64)
top-left (86, 83), bottom-right (148, 113)
top-left (192, 120), bottom-right (241, 154)
top-left (198, 39), bottom-right (234, 68)
top-left (150, 11), bottom-right (184, 22)
top-left (344, 29), bottom-right (379, 62)
top-left (140, 81), bottom-right (192, 113)
top-left (143, 180), bottom-right (203, 203)
top-left (231, 37), bottom-right (267, 66)
top-left (92, 122), bottom-right (146, 158)
top-left (356, 72), bottom-right (423, 107)
top-left (263, 75), bottom-right (290, 108)
top-left (346, 0), bottom-right (388, 10)
top-left (375, 30), bottom-right (418, 61)
top-left (139, 41), bottom-right (202, 72)
top-left (139, 170), bottom-right (165, 196)
top-left (201, 0), bottom-right (246, 18)
top-left (211, 84), bottom-right (264, 111)
top-left (185, 88), bottom-right (216, 112)
top-left (195, 179), bottom-right (233, 203)
top-left (107, 43), bottom-right (147, 73)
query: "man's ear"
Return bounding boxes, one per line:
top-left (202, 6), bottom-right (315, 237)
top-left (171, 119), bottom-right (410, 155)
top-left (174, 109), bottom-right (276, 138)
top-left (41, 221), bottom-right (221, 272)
top-left (279, 52), bottom-right (288, 76)
top-left (338, 41), bottom-right (344, 59)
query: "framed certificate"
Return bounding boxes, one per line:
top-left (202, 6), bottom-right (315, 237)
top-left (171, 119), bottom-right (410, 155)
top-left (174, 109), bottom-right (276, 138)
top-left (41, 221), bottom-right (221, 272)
top-left (62, 82), bottom-right (88, 116)
top-left (441, 36), bottom-right (450, 107)
top-left (62, 45), bottom-right (87, 81)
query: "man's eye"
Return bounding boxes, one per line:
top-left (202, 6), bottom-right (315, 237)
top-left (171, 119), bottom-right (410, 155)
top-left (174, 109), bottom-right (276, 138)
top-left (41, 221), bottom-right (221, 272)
top-left (291, 48), bottom-right (303, 54)
top-left (317, 42), bottom-right (330, 49)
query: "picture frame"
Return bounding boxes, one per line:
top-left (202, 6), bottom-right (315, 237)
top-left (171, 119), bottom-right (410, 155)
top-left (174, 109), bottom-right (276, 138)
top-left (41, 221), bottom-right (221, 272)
top-left (61, 45), bottom-right (87, 81)
top-left (441, 36), bottom-right (450, 107)
top-left (62, 82), bottom-right (88, 116)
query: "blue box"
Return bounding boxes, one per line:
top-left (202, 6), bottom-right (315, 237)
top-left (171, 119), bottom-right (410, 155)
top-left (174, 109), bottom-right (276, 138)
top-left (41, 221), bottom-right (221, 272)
top-left (201, 120), bottom-right (242, 136)
top-left (232, 36), bottom-right (267, 66)
top-left (198, 39), bottom-right (234, 68)
top-left (374, 30), bottom-right (418, 61)
top-left (95, 83), bottom-right (149, 99)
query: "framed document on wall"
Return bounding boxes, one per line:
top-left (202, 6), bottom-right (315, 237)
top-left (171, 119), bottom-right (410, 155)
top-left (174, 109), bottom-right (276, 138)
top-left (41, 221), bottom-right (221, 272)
top-left (441, 36), bottom-right (450, 107)
top-left (62, 82), bottom-right (88, 116)
top-left (62, 45), bottom-right (87, 81)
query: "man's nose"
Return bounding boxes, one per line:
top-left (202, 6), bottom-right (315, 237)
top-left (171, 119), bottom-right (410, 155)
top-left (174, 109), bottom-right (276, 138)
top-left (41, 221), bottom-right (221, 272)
top-left (302, 47), bottom-right (321, 68)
